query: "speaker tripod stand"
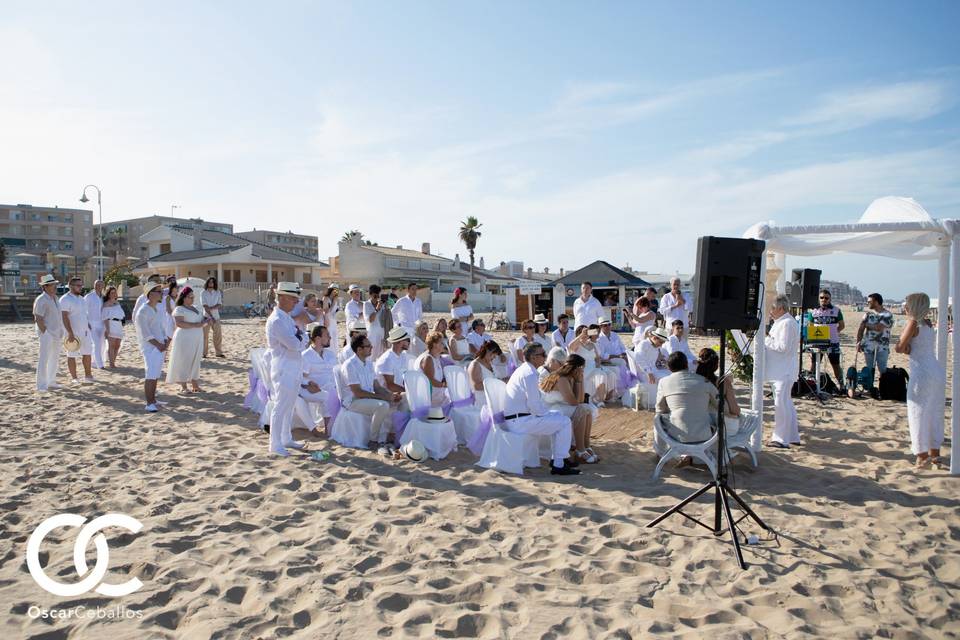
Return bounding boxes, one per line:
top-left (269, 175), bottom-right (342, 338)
top-left (646, 329), bottom-right (770, 569)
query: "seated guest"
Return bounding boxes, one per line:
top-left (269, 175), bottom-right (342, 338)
top-left (342, 334), bottom-right (400, 454)
top-left (408, 320), bottom-right (429, 358)
top-left (696, 347), bottom-right (741, 430)
top-left (514, 319), bottom-right (536, 364)
top-left (468, 340), bottom-right (505, 407)
top-left (597, 318), bottom-right (629, 370)
top-left (504, 343), bottom-right (580, 475)
top-left (466, 318), bottom-right (493, 352)
top-left (634, 326), bottom-right (671, 384)
top-left (298, 323), bottom-right (338, 435)
top-left (625, 296), bottom-right (656, 347)
top-left (538, 346), bottom-right (567, 383)
top-left (415, 331), bottom-right (448, 406)
top-left (568, 325), bottom-right (611, 406)
top-left (449, 287), bottom-right (474, 323)
top-left (339, 321), bottom-right (366, 364)
top-left (656, 351), bottom-right (718, 443)
top-left (374, 327), bottom-right (412, 409)
top-left (433, 318), bottom-right (450, 353)
top-left (552, 314), bottom-right (575, 350)
top-left (448, 319), bottom-right (473, 363)
top-left (587, 324), bottom-right (620, 401)
top-left (540, 354), bottom-right (599, 464)
top-left (664, 319), bottom-right (697, 367)
top-left (532, 314), bottom-right (553, 351)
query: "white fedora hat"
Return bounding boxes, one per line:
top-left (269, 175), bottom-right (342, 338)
top-left (387, 327), bottom-right (410, 343)
top-left (533, 313), bottom-right (549, 324)
top-left (348, 284), bottom-right (361, 292)
top-left (598, 317), bottom-right (611, 326)
top-left (650, 327), bottom-right (670, 341)
top-left (427, 406), bottom-right (448, 422)
top-left (346, 320), bottom-right (367, 333)
top-left (143, 282), bottom-right (162, 295)
top-left (38, 274), bottom-right (59, 286)
top-left (276, 282), bottom-right (302, 298)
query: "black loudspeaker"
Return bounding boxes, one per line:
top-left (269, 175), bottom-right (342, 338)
top-left (692, 236), bottom-right (765, 331)
top-left (789, 268), bottom-right (821, 309)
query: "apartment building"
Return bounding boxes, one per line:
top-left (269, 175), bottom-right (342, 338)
top-left (0, 203), bottom-right (95, 289)
top-left (95, 215), bottom-right (234, 262)
top-left (235, 229), bottom-right (319, 260)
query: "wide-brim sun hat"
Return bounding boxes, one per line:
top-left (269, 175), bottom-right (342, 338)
top-left (276, 282), bottom-right (302, 298)
top-left (63, 336), bottom-right (81, 351)
top-left (387, 327), bottom-right (410, 343)
top-left (650, 327), bottom-right (670, 341)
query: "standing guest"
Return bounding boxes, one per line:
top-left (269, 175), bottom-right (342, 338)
top-left (33, 274), bottom-right (64, 392)
top-left (448, 319), bottom-right (472, 363)
top-left (321, 284), bottom-right (341, 347)
top-left (568, 325), bottom-right (610, 405)
top-left (645, 287), bottom-right (659, 315)
top-left (573, 282), bottom-right (603, 329)
top-left (468, 341), bottom-right (504, 407)
top-left (450, 287), bottom-right (474, 323)
top-left (100, 286), bottom-right (125, 369)
top-left (408, 320), bottom-right (429, 358)
top-left (391, 282), bottom-right (423, 338)
top-left (541, 354), bottom-right (599, 463)
top-left (292, 292), bottom-right (324, 328)
top-left (665, 319), bottom-right (697, 367)
top-left (375, 327), bottom-right (412, 401)
top-left (364, 284), bottom-right (386, 359)
top-left (765, 294), bottom-right (801, 448)
top-left (807, 289), bottom-right (845, 391)
top-left (625, 296), bottom-right (656, 347)
top-left (133, 274), bottom-right (161, 320)
top-left (339, 321), bottom-right (367, 364)
top-left (514, 319), bottom-right (537, 364)
top-left (655, 352), bottom-right (718, 444)
top-left (201, 277), bottom-right (225, 358)
top-left (343, 334), bottom-right (399, 455)
top-left (895, 292), bottom-right (947, 469)
top-left (84, 279), bottom-right (105, 369)
top-left (504, 343), bottom-right (580, 476)
top-left (344, 284), bottom-right (364, 327)
top-left (163, 282), bottom-right (180, 342)
top-left (552, 314), bottom-right (576, 351)
top-left (532, 314), bottom-right (552, 351)
top-left (857, 292), bottom-right (894, 374)
top-left (696, 347), bottom-right (741, 424)
top-left (134, 282), bottom-right (168, 412)
top-left (659, 277), bottom-right (690, 329)
top-left (467, 319), bottom-right (493, 352)
top-left (165, 286), bottom-right (207, 394)
top-left (634, 326), bottom-right (671, 384)
top-left (416, 331), bottom-right (449, 406)
top-left (266, 283), bottom-right (277, 311)
top-left (298, 323), bottom-right (338, 436)
top-left (265, 282), bottom-right (306, 456)
top-left (388, 287), bottom-right (400, 308)
top-left (60, 276), bottom-right (94, 384)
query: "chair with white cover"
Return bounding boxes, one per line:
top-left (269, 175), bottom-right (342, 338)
top-left (622, 350), bottom-right (657, 411)
top-left (476, 378), bottom-right (540, 474)
top-left (329, 364), bottom-right (373, 448)
top-left (399, 369), bottom-right (458, 459)
top-left (723, 409), bottom-right (760, 468)
top-left (249, 348), bottom-right (275, 429)
top-left (652, 414), bottom-right (719, 480)
top-left (443, 365), bottom-right (482, 445)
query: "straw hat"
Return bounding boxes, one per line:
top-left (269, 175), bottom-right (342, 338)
top-left (346, 320), bottom-right (366, 334)
top-left (401, 440), bottom-right (427, 462)
top-left (276, 282), bottom-right (302, 298)
top-left (63, 336), bottom-right (81, 352)
top-left (387, 327), bottom-right (410, 343)
top-left (650, 327), bottom-right (670, 341)
top-left (143, 282), bottom-right (162, 295)
top-left (427, 406), bottom-right (448, 422)
top-left (39, 274), bottom-right (59, 286)
top-left (533, 313), bottom-right (549, 324)
top-left (348, 284), bottom-right (360, 293)
top-left (598, 317), bottom-right (611, 326)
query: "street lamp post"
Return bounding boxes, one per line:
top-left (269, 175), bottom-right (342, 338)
top-left (171, 204), bottom-right (180, 216)
top-left (79, 185), bottom-right (103, 280)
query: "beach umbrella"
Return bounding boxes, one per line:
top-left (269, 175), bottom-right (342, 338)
top-left (13, 252), bottom-right (36, 258)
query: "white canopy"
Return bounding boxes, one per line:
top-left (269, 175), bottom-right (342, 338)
top-left (744, 196), bottom-right (959, 475)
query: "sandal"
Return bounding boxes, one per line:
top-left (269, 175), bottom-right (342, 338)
top-left (915, 456), bottom-right (932, 470)
top-left (931, 456), bottom-right (948, 469)
top-left (576, 450), bottom-right (599, 464)
top-left (585, 446), bottom-right (600, 462)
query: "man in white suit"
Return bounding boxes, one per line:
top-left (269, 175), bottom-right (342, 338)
top-left (655, 352), bottom-right (718, 443)
top-left (765, 294), bottom-right (801, 447)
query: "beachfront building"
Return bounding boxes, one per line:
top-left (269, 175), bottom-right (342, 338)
top-left (96, 214), bottom-right (234, 263)
top-left (235, 229), bottom-right (319, 260)
top-left (0, 203), bottom-right (95, 291)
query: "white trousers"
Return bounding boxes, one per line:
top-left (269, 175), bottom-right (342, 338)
top-left (506, 411), bottom-right (572, 466)
top-left (771, 379), bottom-right (800, 445)
top-left (296, 389), bottom-right (330, 427)
top-left (347, 398), bottom-right (392, 442)
top-left (269, 356), bottom-right (301, 451)
top-left (36, 332), bottom-right (61, 391)
top-left (90, 328), bottom-right (105, 368)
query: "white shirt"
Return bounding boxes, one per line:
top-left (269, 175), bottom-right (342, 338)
top-left (552, 327), bottom-right (575, 350)
top-left (265, 307), bottom-right (304, 361)
top-left (59, 292), bottom-right (91, 338)
top-left (132, 293), bottom-right (148, 320)
top-left (765, 313), bottom-right (801, 381)
top-left (375, 348), bottom-right (409, 385)
top-left (573, 295), bottom-right (603, 329)
top-left (504, 362), bottom-right (549, 417)
top-left (342, 354), bottom-right (376, 406)
top-left (634, 339), bottom-right (667, 374)
top-left (338, 345), bottom-right (355, 364)
top-left (665, 334), bottom-right (697, 364)
top-left (391, 295), bottom-right (422, 329)
top-left (33, 292), bottom-right (64, 338)
top-left (302, 346), bottom-right (337, 390)
top-left (466, 330), bottom-right (492, 351)
top-left (134, 303), bottom-right (167, 349)
top-left (660, 291), bottom-right (690, 328)
top-left (84, 290), bottom-right (103, 333)
top-left (201, 289), bottom-right (223, 320)
top-left (344, 298), bottom-right (363, 326)
top-left (450, 304), bottom-right (473, 320)
top-left (362, 300), bottom-right (382, 333)
top-left (598, 331), bottom-right (626, 359)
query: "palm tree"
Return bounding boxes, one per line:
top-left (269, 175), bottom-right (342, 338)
top-left (111, 227), bottom-right (126, 263)
top-left (340, 230), bottom-right (363, 244)
top-left (458, 216), bottom-right (483, 283)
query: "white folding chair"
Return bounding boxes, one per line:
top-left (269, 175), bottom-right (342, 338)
top-left (329, 365), bottom-right (373, 449)
top-left (399, 370), bottom-right (458, 460)
top-left (723, 409), bottom-right (760, 467)
top-left (476, 378), bottom-right (540, 474)
top-left (652, 414), bottom-right (719, 480)
top-left (245, 347), bottom-right (267, 415)
top-left (443, 365), bottom-right (482, 445)
top-left (250, 348), bottom-right (275, 429)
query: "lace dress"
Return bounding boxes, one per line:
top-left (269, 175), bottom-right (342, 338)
top-left (907, 324), bottom-right (946, 454)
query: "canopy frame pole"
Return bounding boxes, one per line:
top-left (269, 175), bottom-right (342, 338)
top-left (750, 250), bottom-right (768, 452)
top-left (952, 235), bottom-right (960, 475)
top-left (937, 245), bottom-right (951, 366)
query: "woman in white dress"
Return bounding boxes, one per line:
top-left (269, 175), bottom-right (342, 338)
top-left (416, 331), bottom-right (448, 406)
top-left (568, 325), bottom-right (610, 405)
top-left (540, 353), bottom-right (598, 464)
top-left (625, 296), bottom-right (656, 347)
top-left (363, 285), bottom-right (386, 360)
top-left (294, 293), bottom-right (324, 327)
top-left (163, 282), bottom-right (180, 341)
top-left (166, 287), bottom-right (208, 393)
top-left (533, 316), bottom-right (553, 352)
top-left (408, 320), bottom-right (429, 359)
top-left (100, 286), bottom-right (125, 368)
top-left (321, 285), bottom-right (341, 347)
top-left (448, 319), bottom-right (473, 364)
top-left (895, 292), bottom-right (947, 469)
top-left (514, 319), bottom-right (536, 364)
top-left (468, 341), bottom-right (503, 409)
top-left (449, 287), bottom-right (474, 324)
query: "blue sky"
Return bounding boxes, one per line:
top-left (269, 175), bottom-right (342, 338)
top-left (3, 1), bottom-right (958, 297)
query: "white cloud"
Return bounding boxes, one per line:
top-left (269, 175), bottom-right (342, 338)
top-left (785, 80), bottom-right (953, 130)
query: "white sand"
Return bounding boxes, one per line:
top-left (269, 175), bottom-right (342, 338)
top-left (0, 312), bottom-right (958, 638)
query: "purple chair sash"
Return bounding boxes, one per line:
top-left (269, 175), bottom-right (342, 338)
top-left (466, 406), bottom-right (505, 456)
top-left (326, 394), bottom-right (342, 428)
top-left (393, 406), bottom-right (430, 440)
top-left (618, 366), bottom-right (637, 393)
top-left (243, 369), bottom-right (271, 411)
top-left (449, 395), bottom-right (474, 410)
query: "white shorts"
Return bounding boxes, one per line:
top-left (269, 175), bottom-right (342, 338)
top-left (65, 333), bottom-right (93, 358)
top-left (142, 346), bottom-right (164, 380)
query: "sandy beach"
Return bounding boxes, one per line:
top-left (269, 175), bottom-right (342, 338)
top-left (1, 311), bottom-right (958, 639)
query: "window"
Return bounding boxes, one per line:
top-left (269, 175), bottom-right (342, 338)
top-left (255, 270), bottom-right (267, 283)
top-left (159, 243), bottom-right (171, 254)
top-left (385, 258), bottom-right (401, 268)
top-left (47, 214), bottom-right (60, 222)
top-left (63, 241), bottom-right (73, 250)
top-left (302, 272), bottom-right (312, 284)
top-left (84, 243), bottom-right (91, 251)
top-left (12, 210), bottom-right (23, 220)
top-left (30, 213), bottom-right (40, 221)
top-left (64, 215), bottom-right (73, 223)
top-left (62, 227), bottom-right (73, 236)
